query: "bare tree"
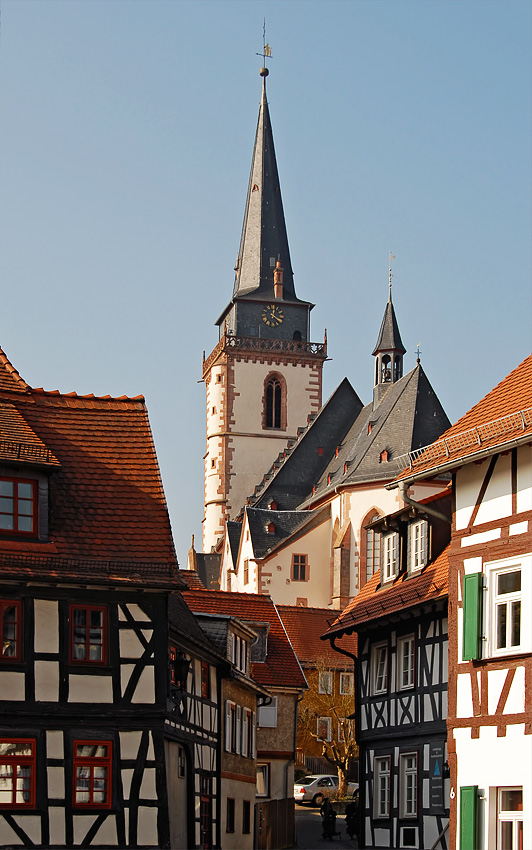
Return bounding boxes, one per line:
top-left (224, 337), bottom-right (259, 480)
top-left (298, 657), bottom-right (358, 797)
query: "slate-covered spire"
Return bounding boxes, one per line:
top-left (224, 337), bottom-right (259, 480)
top-left (372, 270), bottom-right (406, 400)
top-left (232, 66), bottom-right (295, 299)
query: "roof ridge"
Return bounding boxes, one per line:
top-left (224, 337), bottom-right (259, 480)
top-left (31, 388), bottom-right (145, 402)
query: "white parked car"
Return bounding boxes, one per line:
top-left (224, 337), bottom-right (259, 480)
top-left (293, 774), bottom-right (358, 806)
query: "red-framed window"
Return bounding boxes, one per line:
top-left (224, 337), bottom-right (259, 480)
top-left (70, 605), bottom-right (107, 664)
top-left (0, 478), bottom-right (37, 536)
top-left (0, 739), bottom-right (36, 808)
top-left (0, 600), bottom-right (22, 661)
top-left (73, 741), bottom-right (112, 808)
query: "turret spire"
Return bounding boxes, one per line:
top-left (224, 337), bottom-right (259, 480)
top-left (232, 66), bottom-right (295, 299)
top-left (372, 258), bottom-right (406, 402)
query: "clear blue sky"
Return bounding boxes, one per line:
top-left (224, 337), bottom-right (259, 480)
top-left (1, 0), bottom-right (530, 561)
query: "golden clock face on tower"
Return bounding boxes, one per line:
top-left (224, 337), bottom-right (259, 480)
top-left (262, 304), bottom-right (284, 327)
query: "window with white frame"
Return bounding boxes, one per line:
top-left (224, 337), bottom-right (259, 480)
top-left (383, 532), bottom-right (399, 581)
top-left (339, 672), bottom-right (354, 695)
top-left (409, 520), bottom-right (428, 571)
top-left (373, 755), bottom-right (391, 818)
top-left (371, 643), bottom-right (388, 695)
top-left (490, 564), bottom-right (523, 655)
top-left (257, 696), bottom-right (277, 728)
top-left (318, 671), bottom-right (333, 694)
top-left (397, 635), bottom-right (415, 690)
top-left (232, 633), bottom-right (249, 674)
top-left (317, 716), bottom-right (332, 742)
top-left (399, 752), bottom-right (418, 818)
top-left (497, 787), bottom-right (523, 849)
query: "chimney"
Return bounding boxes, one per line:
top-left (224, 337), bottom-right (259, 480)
top-left (273, 260), bottom-right (284, 299)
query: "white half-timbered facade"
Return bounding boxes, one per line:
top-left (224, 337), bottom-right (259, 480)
top-left (323, 493), bottom-right (452, 850)
top-left (390, 353), bottom-right (532, 850)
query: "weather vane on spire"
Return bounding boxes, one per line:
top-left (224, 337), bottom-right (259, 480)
top-left (388, 252), bottom-right (396, 301)
top-left (256, 19), bottom-right (272, 74)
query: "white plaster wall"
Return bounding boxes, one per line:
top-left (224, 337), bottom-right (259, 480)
top-left (474, 453), bottom-right (512, 525)
top-left (34, 599), bottom-right (58, 653)
top-left (454, 724), bottom-right (532, 850)
top-left (47, 731), bottom-right (63, 759)
top-left (516, 444), bottom-right (532, 514)
top-left (69, 674), bottom-right (113, 703)
top-left (456, 672), bottom-right (476, 718)
top-left (49, 808), bottom-right (66, 845)
top-left (0, 819), bottom-right (23, 845)
top-left (123, 603), bottom-right (151, 622)
top-left (121, 665), bottom-right (155, 703)
top-left (0, 670), bottom-right (24, 700)
top-left (231, 359), bottom-right (318, 434)
top-left (73, 815), bottom-right (97, 845)
top-left (91, 815), bottom-right (117, 845)
top-left (119, 628), bottom-right (147, 659)
top-left (137, 806), bottom-right (158, 845)
top-left (35, 661), bottom-right (59, 701)
top-left (263, 519), bottom-right (332, 607)
top-left (140, 768), bottom-right (157, 799)
top-left (119, 730), bottom-right (142, 760)
top-left (231, 519), bottom-right (257, 593)
top-left (47, 766), bottom-right (64, 798)
top-left (455, 464), bottom-right (484, 530)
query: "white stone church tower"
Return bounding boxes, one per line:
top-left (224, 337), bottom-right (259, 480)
top-left (202, 66), bottom-right (326, 552)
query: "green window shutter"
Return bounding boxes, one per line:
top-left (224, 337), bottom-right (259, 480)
top-left (460, 785), bottom-right (479, 849)
top-left (463, 572), bottom-right (483, 661)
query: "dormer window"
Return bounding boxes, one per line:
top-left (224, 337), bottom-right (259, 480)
top-left (409, 520), bottom-right (428, 571)
top-left (0, 478), bottom-right (37, 536)
top-left (383, 532), bottom-right (399, 582)
top-left (266, 522), bottom-right (276, 534)
top-left (232, 633), bottom-right (249, 675)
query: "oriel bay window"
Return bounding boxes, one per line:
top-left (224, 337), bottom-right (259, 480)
top-left (0, 600), bottom-right (22, 661)
top-left (0, 740), bottom-right (35, 807)
top-left (73, 741), bottom-right (112, 808)
top-left (0, 478), bottom-right (37, 535)
top-left (70, 605), bottom-right (107, 664)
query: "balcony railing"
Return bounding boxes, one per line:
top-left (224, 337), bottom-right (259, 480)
top-left (203, 334), bottom-right (327, 376)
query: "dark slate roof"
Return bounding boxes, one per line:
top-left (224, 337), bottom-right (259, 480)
top-left (372, 298), bottom-right (406, 355)
top-left (227, 521), bottom-right (243, 566)
top-left (196, 552), bottom-right (222, 590)
top-left (246, 506), bottom-right (329, 559)
top-left (231, 72), bottom-right (296, 302)
top-left (300, 365), bottom-right (451, 505)
top-left (247, 379), bottom-right (364, 511)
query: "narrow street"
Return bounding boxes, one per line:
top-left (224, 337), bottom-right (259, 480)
top-left (295, 803), bottom-right (360, 850)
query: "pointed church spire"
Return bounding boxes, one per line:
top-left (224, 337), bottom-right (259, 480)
top-left (232, 66), bottom-right (295, 299)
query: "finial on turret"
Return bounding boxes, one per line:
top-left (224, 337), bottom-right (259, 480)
top-left (416, 343), bottom-right (422, 365)
top-left (388, 251), bottom-right (396, 302)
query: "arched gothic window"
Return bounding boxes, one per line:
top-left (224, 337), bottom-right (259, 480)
top-left (263, 373), bottom-right (286, 430)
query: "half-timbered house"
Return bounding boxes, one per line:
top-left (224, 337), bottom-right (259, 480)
top-left (390, 353), bottom-right (532, 850)
top-left (323, 490), bottom-right (452, 850)
top-left (0, 344), bottom-right (224, 849)
top-left (180, 586), bottom-right (307, 850)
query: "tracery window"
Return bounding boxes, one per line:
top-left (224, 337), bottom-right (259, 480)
top-left (263, 373), bottom-right (286, 430)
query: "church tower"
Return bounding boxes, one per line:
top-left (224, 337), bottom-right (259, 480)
top-left (202, 66), bottom-right (327, 552)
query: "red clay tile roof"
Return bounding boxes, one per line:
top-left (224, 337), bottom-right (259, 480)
top-left (394, 354), bottom-right (532, 484)
top-left (178, 569), bottom-right (207, 590)
top-left (0, 402), bottom-right (59, 466)
top-left (325, 544), bottom-right (450, 638)
top-left (181, 589), bottom-right (306, 690)
top-left (0, 347), bottom-right (177, 573)
top-left (277, 605), bottom-right (357, 666)
top-left (0, 346), bottom-right (29, 394)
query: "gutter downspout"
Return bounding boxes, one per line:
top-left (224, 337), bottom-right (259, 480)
top-left (398, 481), bottom-right (451, 524)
